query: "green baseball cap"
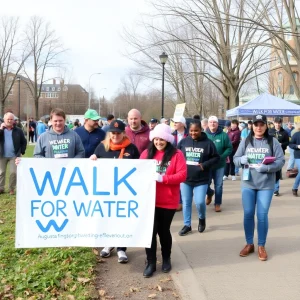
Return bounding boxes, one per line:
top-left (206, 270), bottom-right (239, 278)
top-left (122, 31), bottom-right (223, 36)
top-left (84, 109), bottom-right (100, 120)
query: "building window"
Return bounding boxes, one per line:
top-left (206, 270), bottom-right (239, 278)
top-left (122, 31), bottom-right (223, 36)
top-left (278, 72), bottom-right (282, 82)
top-left (277, 86), bottom-right (281, 95)
top-left (293, 72), bottom-right (297, 81)
top-left (290, 85), bottom-right (295, 94)
top-left (287, 51), bottom-right (292, 62)
top-left (9, 88), bottom-right (13, 95)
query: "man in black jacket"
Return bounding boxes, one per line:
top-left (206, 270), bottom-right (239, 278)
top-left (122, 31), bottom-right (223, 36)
top-left (0, 112), bottom-right (27, 195)
top-left (269, 117), bottom-right (289, 196)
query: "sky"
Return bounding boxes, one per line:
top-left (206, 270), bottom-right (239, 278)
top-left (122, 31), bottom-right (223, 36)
top-left (2, 0), bottom-right (150, 100)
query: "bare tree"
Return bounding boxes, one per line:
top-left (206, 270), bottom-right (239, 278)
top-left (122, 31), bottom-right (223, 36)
top-left (243, 0), bottom-right (300, 98)
top-left (123, 0), bottom-right (271, 110)
top-left (23, 16), bottom-right (65, 119)
top-left (0, 17), bottom-right (30, 115)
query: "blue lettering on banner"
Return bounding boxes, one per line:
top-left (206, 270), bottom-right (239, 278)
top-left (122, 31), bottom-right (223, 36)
top-left (30, 167), bottom-right (66, 196)
top-left (91, 201), bottom-right (104, 217)
top-left (30, 166), bottom-right (137, 196)
top-left (93, 167), bottom-right (110, 195)
top-left (117, 201), bottom-right (126, 218)
top-left (72, 200), bottom-right (139, 218)
top-left (28, 165), bottom-right (141, 235)
top-left (65, 167), bottom-right (88, 195)
top-left (114, 167), bottom-right (137, 195)
top-left (31, 200), bottom-right (67, 217)
top-left (36, 219), bottom-right (69, 232)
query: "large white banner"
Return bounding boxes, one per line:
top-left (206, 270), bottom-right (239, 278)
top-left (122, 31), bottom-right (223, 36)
top-left (16, 159), bottom-right (156, 248)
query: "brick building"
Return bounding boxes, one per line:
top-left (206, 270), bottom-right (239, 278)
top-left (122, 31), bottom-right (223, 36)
top-left (269, 26), bottom-right (300, 104)
top-left (6, 76), bottom-right (88, 120)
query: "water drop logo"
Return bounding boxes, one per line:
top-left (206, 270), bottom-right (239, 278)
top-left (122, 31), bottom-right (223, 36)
top-left (36, 219), bottom-right (69, 233)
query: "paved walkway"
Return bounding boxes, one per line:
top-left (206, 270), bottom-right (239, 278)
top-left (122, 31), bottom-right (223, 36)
top-left (170, 169), bottom-right (300, 300)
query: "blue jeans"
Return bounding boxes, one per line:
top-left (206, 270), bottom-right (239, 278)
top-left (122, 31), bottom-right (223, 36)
top-left (274, 180), bottom-right (279, 192)
top-left (207, 167), bottom-right (225, 206)
top-left (180, 183), bottom-right (208, 226)
top-left (292, 159), bottom-right (300, 189)
top-left (242, 188), bottom-right (273, 246)
top-left (287, 147), bottom-right (295, 170)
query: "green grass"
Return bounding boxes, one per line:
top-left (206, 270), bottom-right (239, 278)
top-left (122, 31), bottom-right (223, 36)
top-left (0, 145), bottom-right (97, 299)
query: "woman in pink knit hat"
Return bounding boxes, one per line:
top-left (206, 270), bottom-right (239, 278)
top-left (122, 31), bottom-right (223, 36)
top-left (140, 123), bottom-right (187, 278)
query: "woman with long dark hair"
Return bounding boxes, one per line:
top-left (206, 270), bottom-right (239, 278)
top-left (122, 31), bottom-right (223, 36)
top-left (140, 124), bottom-right (186, 278)
top-left (234, 114), bottom-right (284, 261)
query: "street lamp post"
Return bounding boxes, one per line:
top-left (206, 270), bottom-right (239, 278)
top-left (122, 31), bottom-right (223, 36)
top-left (159, 52), bottom-right (168, 119)
top-left (98, 88), bottom-right (107, 117)
top-left (17, 76), bottom-right (21, 120)
top-left (88, 72), bottom-right (101, 109)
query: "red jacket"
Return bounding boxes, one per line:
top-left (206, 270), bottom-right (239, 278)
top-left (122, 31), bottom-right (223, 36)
top-left (227, 127), bottom-right (241, 152)
top-left (125, 120), bottom-right (150, 154)
top-left (140, 149), bottom-right (187, 209)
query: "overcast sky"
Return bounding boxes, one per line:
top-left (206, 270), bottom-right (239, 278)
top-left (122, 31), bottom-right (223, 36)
top-left (2, 0), bottom-right (150, 99)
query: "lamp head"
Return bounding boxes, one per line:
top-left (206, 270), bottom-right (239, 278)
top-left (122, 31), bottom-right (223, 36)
top-left (159, 52), bottom-right (168, 64)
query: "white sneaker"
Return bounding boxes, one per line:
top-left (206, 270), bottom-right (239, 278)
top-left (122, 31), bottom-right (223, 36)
top-left (100, 247), bottom-right (115, 258)
top-left (232, 176), bottom-right (236, 181)
top-left (117, 250), bottom-right (128, 263)
top-left (223, 176), bottom-right (228, 181)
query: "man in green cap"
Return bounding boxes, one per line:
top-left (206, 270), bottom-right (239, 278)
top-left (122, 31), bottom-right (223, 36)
top-left (74, 109), bottom-right (105, 158)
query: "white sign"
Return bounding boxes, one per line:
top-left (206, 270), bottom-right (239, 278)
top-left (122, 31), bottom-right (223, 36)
top-left (173, 103), bottom-right (186, 119)
top-left (16, 159), bottom-right (156, 248)
top-left (66, 115), bottom-right (84, 125)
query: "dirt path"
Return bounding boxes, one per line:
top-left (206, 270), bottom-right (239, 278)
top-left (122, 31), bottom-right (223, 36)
top-left (93, 247), bottom-right (181, 299)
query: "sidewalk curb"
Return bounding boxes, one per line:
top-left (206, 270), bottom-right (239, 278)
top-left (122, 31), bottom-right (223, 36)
top-left (171, 236), bottom-right (208, 300)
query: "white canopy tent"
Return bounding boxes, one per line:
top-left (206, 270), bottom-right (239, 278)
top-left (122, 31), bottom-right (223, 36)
top-left (226, 93), bottom-right (300, 117)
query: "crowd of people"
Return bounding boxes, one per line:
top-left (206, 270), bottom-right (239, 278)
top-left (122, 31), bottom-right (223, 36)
top-left (0, 107), bottom-right (296, 276)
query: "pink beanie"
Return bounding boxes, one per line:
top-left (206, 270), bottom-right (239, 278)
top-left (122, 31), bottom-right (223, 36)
top-left (149, 123), bottom-right (174, 144)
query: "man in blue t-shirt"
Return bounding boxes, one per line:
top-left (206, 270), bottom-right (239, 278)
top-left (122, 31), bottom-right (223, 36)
top-left (241, 121), bottom-right (253, 140)
top-left (74, 109), bottom-right (105, 158)
top-left (0, 112), bottom-right (27, 195)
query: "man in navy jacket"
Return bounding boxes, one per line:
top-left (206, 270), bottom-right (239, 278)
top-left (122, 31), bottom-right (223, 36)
top-left (75, 109), bottom-right (105, 158)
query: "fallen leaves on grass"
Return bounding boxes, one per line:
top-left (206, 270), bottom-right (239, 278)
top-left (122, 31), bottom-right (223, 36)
top-left (77, 277), bottom-right (90, 284)
top-left (93, 248), bottom-right (99, 256)
top-left (99, 289), bottom-right (106, 296)
top-left (70, 284), bottom-right (77, 292)
top-left (3, 285), bottom-right (13, 292)
top-left (0, 219), bottom-right (4, 224)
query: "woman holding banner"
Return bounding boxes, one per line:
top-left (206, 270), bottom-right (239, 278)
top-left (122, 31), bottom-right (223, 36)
top-left (90, 119), bottom-right (139, 264)
top-left (140, 123), bottom-right (187, 278)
